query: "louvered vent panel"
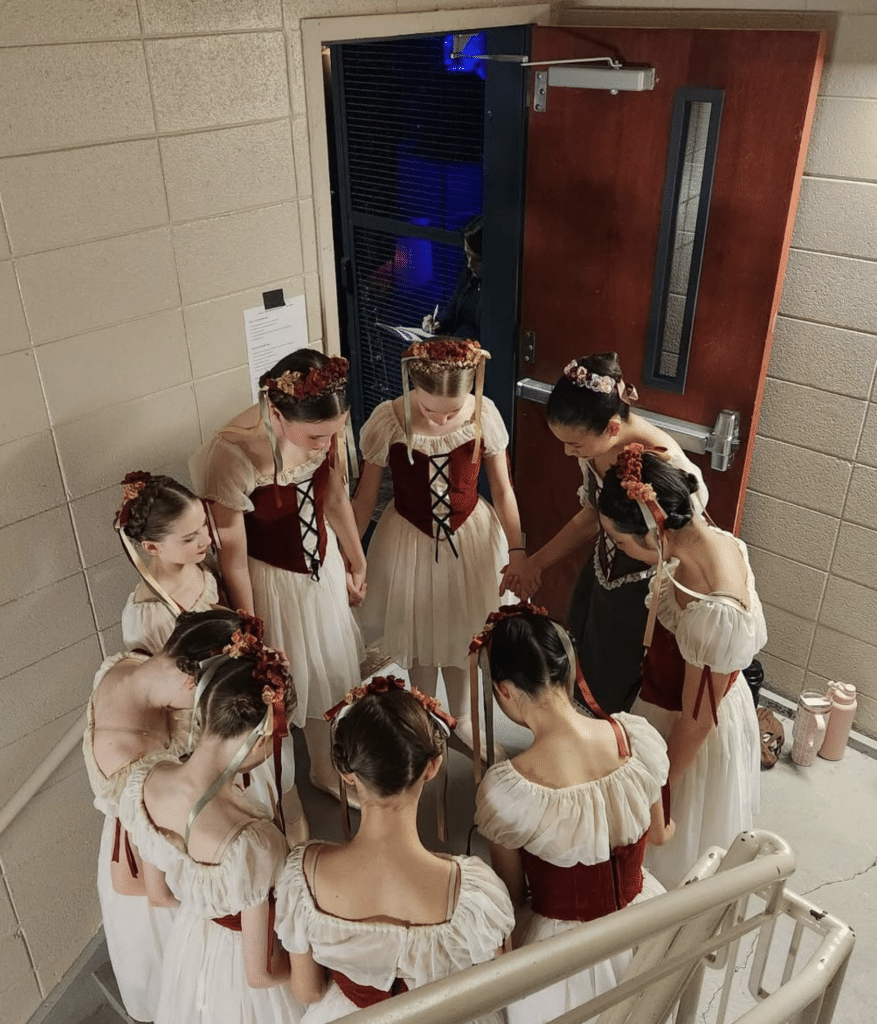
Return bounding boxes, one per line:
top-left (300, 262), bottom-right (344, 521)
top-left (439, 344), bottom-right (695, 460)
top-left (335, 35), bottom-right (486, 423)
top-left (353, 227), bottom-right (469, 410)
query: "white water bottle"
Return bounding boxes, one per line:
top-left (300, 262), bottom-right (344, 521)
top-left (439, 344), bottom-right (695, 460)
top-left (791, 690), bottom-right (831, 766)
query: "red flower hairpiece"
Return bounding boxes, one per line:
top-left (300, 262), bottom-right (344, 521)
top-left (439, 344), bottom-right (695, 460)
top-left (324, 675), bottom-right (406, 721)
top-left (615, 443), bottom-right (668, 527)
top-left (263, 357), bottom-right (349, 402)
top-left (402, 337), bottom-right (485, 368)
top-left (323, 676), bottom-right (456, 731)
top-left (116, 470), bottom-right (152, 526)
top-left (220, 611), bottom-right (266, 659)
top-left (409, 687), bottom-right (457, 731)
top-left (469, 602), bottom-right (550, 656)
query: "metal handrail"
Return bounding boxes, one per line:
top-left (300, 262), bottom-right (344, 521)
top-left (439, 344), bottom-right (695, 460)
top-left (0, 712), bottom-right (87, 838)
top-left (332, 831), bottom-right (854, 1024)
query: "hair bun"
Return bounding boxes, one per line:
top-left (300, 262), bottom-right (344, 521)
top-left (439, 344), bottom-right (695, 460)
top-left (684, 472), bottom-right (700, 495)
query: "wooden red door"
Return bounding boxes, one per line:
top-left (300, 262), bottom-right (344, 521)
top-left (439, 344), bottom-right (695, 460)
top-left (515, 26), bottom-right (824, 617)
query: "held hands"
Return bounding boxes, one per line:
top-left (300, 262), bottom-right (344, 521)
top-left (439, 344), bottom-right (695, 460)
top-left (499, 551), bottom-right (541, 601)
top-left (344, 554), bottom-right (367, 607)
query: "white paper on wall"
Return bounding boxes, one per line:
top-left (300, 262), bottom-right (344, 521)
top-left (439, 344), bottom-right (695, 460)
top-left (243, 295), bottom-right (308, 402)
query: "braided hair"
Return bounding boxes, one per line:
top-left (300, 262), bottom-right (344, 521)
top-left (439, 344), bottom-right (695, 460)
top-left (259, 348), bottom-right (349, 423)
top-left (160, 609), bottom-right (244, 676)
top-left (331, 689), bottom-right (444, 797)
top-left (120, 475), bottom-right (199, 544)
top-left (198, 655), bottom-right (298, 740)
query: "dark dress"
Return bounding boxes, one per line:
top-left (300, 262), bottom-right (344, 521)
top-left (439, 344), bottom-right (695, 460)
top-left (569, 455), bottom-right (707, 715)
top-left (437, 268), bottom-right (481, 339)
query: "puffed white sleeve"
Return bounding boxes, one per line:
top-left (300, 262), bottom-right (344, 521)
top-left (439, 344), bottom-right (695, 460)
top-left (121, 595), bottom-right (176, 654)
top-left (189, 436), bottom-right (257, 513)
top-left (358, 401), bottom-right (398, 468)
top-left (675, 600), bottom-right (767, 675)
top-left (479, 397), bottom-right (510, 458)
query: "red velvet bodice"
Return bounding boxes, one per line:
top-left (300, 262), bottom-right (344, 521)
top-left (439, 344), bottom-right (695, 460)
top-left (641, 619), bottom-right (737, 725)
top-left (521, 833), bottom-right (647, 922)
top-left (387, 439), bottom-right (482, 540)
top-left (330, 970), bottom-right (409, 1008)
top-left (243, 459), bottom-right (329, 578)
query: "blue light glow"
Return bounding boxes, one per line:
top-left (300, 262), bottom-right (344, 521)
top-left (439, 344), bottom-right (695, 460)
top-left (443, 32), bottom-right (487, 80)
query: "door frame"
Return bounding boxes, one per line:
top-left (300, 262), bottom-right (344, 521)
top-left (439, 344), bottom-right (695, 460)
top-left (300, 3), bottom-right (552, 356)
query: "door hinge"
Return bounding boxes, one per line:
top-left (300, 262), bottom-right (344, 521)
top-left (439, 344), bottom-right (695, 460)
top-left (533, 71), bottom-right (548, 113)
top-left (522, 331), bottom-right (537, 363)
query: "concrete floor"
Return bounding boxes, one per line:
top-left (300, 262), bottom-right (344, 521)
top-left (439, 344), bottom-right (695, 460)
top-left (39, 680), bottom-right (876, 1024)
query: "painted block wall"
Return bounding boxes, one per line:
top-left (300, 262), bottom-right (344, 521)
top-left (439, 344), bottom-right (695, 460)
top-left (0, 1), bottom-right (873, 1020)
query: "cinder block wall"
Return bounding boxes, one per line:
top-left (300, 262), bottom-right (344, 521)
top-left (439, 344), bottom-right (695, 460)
top-left (0, 2), bottom-right (873, 1021)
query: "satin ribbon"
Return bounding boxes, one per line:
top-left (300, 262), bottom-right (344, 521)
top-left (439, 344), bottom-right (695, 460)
top-left (468, 603), bottom-right (630, 785)
top-left (401, 347), bottom-right (490, 465)
top-left (325, 677), bottom-right (455, 842)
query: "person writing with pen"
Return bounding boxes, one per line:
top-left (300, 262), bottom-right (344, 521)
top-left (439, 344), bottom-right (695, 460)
top-left (422, 215), bottom-right (483, 340)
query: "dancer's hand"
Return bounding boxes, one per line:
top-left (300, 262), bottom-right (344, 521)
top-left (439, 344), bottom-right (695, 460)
top-left (345, 555), bottom-right (367, 606)
top-left (506, 555), bottom-right (541, 600)
top-left (499, 549), bottom-right (526, 598)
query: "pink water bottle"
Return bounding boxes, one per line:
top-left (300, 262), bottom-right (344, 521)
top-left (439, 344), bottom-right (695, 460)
top-left (819, 682), bottom-right (857, 761)
top-left (791, 690), bottom-right (831, 766)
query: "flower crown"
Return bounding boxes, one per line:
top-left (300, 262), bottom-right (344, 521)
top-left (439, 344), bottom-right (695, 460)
top-left (469, 602), bottom-right (550, 656)
top-left (116, 470), bottom-right (152, 527)
top-left (402, 337), bottom-right (486, 369)
top-left (324, 675), bottom-right (457, 732)
top-left (563, 361), bottom-right (617, 394)
top-left (262, 356), bottom-right (349, 402)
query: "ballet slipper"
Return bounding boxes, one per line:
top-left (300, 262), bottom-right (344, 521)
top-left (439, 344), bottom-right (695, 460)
top-left (281, 786), bottom-right (310, 845)
top-left (452, 712), bottom-right (507, 765)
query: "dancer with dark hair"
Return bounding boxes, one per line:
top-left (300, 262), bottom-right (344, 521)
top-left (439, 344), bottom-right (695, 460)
top-left (598, 445), bottom-right (765, 888)
top-left (83, 608), bottom-right (246, 1022)
top-left (190, 348), bottom-right (365, 803)
top-left (518, 352), bottom-right (708, 714)
top-left (473, 605), bottom-right (670, 1024)
top-left (276, 679), bottom-right (514, 1022)
top-left (120, 624), bottom-right (301, 1024)
top-left (114, 471), bottom-right (220, 653)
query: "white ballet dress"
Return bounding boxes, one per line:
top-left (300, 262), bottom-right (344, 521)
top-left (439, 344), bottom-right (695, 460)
top-left (474, 713), bottom-right (668, 1024)
top-left (119, 763), bottom-right (302, 1024)
top-left (190, 433), bottom-right (363, 726)
top-left (82, 652), bottom-right (186, 1022)
top-left (634, 531), bottom-right (766, 889)
top-left (357, 397), bottom-right (510, 669)
top-left (121, 568), bottom-right (220, 654)
top-left (275, 842), bottom-right (515, 1024)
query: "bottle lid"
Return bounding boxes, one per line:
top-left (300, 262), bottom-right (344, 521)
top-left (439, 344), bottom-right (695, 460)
top-left (832, 682), bottom-right (856, 704)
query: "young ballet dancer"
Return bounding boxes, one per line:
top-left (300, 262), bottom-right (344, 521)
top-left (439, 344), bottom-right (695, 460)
top-left (115, 471), bottom-right (219, 654)
top-left (352, 337), bottom-right (524, 751)
top-left (473, 605), bottom-right (671, 1024)
top-left (120, 627), bottom-right (301, 1024)
top-left (189, 348), bottom-right (365, 799)
top-left (598, 444), bottom-right (765, 888)
top-left (275, 678), bottom-right (514, 1022)
top-left (83, 608), bottom-right (246, 1022)
top-left (518, 352), bottom-right (708, 715)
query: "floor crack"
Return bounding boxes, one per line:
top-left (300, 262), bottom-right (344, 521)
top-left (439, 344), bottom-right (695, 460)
top-left (801, 855), bottom-right (877, 899)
